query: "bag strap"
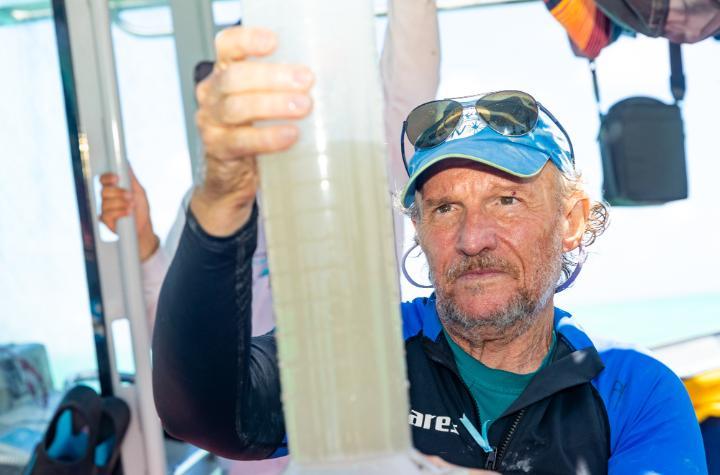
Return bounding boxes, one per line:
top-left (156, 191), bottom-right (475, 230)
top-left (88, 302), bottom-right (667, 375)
top-left (589, 59), bottom-right (604, 121)
top-left (669, 42), bottom-right (685, 103)
top-left (590, 40), bottom-right (686, 116)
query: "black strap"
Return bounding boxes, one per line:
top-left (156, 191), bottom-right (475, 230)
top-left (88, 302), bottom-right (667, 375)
top-left (589, 60), bottom-right (604, 121)
top-left (401, 120), bottom-right (410, 175)
top-left (590, 40), bottom-right (686, 116)
top-left (669, 42), bottom-right (685, 103)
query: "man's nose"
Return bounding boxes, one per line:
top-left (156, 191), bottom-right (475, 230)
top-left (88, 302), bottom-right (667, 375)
top-left (456, 209), bottom-right (498, 256)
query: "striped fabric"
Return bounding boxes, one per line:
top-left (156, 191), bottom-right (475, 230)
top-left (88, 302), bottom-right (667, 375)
top-left (545, 0), bottom-right (613, 59)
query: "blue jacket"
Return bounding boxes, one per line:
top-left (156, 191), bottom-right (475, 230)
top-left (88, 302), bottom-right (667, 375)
top-left (402, 297), bottom-right (707, 473)
top-left (152, 207), bottom-right (708, 473)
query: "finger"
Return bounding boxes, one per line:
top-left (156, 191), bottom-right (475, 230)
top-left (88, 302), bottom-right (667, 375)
top-left (99, 209), bottom-right (131, 230)
top-left (131, 180), bottom-right (146, 199)
top-left (99, 173), bottom-right (119, 186)
top-left (101, 187), bottom-right (131, 201)
top-left (215, 26), bottom-right (277, 63)
top-left (424, 456), bottom-right (453, 468)
top-left (211, 92), bottom-right (312, 125)
top-left (128, 167), bottom-right (146, 197)
top-left (127, 163), bottom-right (137, 183)
top-left (202, 123), bottom-right (299, 160)
top-left (101, 201), bottom-right (133, 214)
top-left (215, 62), bottom-right (314, 96)
top-left (196, 76), bottom-right (212, 105)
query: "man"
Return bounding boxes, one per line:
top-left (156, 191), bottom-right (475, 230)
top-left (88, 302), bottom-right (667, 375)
top-left (152, 27), bottom-right (707, 473)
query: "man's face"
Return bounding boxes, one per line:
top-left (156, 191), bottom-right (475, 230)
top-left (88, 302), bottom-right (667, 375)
top-left (414, 160), bottom-right (572, 333)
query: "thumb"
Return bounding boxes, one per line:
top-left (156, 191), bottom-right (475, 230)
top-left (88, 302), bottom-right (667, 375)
top-left (128, 166), bottom-right (145, 197)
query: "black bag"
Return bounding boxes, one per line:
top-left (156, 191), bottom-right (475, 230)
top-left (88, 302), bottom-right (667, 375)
top-left (593, 42), bottom-right (688, 205)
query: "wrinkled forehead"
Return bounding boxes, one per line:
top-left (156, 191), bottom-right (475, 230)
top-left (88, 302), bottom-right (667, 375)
top-left (413, 159), bottom-right (562, 207)
top-left (415, 158), bottom-right (540, 191)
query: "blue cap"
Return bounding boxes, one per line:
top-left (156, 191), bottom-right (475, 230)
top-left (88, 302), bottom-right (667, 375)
top-left (400, 105), bottom-right (574, 208)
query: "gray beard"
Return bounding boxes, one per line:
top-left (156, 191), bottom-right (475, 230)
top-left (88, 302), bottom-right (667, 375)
top-left (425, 221), bottom-right (564, 340)
top-left (436, 288), bottom-right (538, 338)
top-left (433, 257), bottom-right (560, 339)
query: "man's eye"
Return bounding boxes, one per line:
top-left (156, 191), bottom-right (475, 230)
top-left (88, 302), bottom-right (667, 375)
top-left (435, 204), bottom-right (453, 214)
top-left (499, 196), bottom-right (519, 206)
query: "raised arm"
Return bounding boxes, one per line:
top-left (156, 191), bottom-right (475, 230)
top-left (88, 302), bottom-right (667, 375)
top-left (381, 0), bottom-right (440, 259)
top-left (152, 204), bottom-right (287, 459)
top-left (151, 26), bottom-right (314, 459)
top-left (98, 169), bottom-right (163, 328)
top-left (381, 0), bottom-right (440, 192)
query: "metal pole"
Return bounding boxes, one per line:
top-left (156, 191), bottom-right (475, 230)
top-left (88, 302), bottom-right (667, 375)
top-left (51, 0), bottom-right (115, 405)
top-left (52, 0), bottom-right (167, 473)
top-left (168, 0), bottom-right (216, 184)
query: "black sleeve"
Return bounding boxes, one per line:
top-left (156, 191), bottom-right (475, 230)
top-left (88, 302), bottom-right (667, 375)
top-left (151, 204), bottom-right (286, 460)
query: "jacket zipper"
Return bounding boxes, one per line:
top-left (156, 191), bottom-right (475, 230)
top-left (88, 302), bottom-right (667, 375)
top-left (485, 408), bottom-right (527, 470)
top-left (444, 358), bottom-right (526, 470)
top-left (430, 352), bottom-right (483, 429)
top-left (458, 377), bottom-right (482, 430)
top-left (426, 340), bottom-right (527, 469)
top-left (447, 369), bottom-right (498, 457)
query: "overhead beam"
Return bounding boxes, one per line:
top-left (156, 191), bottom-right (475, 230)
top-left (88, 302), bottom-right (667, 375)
top-left (3, 0), bottom-right (538, 29)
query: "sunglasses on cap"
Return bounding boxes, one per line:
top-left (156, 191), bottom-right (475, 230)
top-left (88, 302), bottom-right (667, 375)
top-left (400, 90), bottom-right (575, 173)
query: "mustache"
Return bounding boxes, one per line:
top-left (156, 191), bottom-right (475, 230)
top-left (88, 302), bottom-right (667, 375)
top-left (444, 253), bottom-right (519, 282)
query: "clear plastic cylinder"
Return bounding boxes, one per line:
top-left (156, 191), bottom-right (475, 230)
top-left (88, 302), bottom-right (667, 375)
top-left (243, 0), bottom-right (412, 468)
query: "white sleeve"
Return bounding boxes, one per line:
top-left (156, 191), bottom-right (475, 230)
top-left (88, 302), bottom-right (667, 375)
top-left (381, 0), bottom-right (441, 193)
top-left (141, 191), bottom-right (189, 331)
top-left (163, 189), bottom-right (191, 260)
top-left (250, 209), bottom-right (276, 336)
top-left (140, 245), bottom-right (170, 331)
top-left (380, 0), bottom-right (440, 259)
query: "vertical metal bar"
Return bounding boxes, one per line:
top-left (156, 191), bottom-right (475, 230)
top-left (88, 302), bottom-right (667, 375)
top-left (51, 0), bottom-right (167, 473)
top-left (52, 0), bottom-right (115, 402)
top-left (168, 0), bottom-right (216, 184)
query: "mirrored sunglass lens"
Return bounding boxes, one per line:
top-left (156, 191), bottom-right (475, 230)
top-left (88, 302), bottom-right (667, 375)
top-left (406, 100), bottom-right (463, 148)
top-left (475, 91), bottom-right (538, 136)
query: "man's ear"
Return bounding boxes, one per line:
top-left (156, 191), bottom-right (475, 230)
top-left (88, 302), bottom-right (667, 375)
top-left (411, 216), bottom-right (421, 246)
top-left (411, 192), bottom-right (422, 228)
top-left (562, 195), bottom-right (590, 252)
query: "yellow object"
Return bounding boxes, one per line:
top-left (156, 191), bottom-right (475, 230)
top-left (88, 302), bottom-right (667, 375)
top-left (684, 369), bottom-right (720, 423)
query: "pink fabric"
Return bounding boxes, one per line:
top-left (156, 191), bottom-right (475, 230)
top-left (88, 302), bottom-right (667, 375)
top-left (664, 0), bottom-right (720, 43)
top-left (381, 0), bottom-right (441, 261)
top-left (250, 212), bottom-right (275, 335)
top-left (222, 455), bottom-right (289, 474)
top-left (140, 243), bottom-right (170, 330)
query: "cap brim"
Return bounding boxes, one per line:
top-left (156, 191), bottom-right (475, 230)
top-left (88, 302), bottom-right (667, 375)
top-left (401, 133), bottom-right (551, 208)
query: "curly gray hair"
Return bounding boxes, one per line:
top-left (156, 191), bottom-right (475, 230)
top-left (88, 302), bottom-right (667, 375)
top-left (555, 168), bottom-right (610, 287)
